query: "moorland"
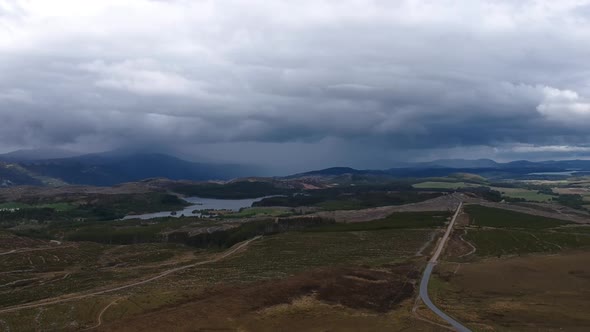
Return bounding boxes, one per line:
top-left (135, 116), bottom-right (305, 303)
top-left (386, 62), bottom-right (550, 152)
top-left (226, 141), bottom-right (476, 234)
top-left (1, 160), bottom-right (590, 331)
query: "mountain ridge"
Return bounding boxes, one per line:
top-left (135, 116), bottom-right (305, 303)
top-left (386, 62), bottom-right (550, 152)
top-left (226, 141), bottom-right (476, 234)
top-left (290, 159), bottom-right (590, 179)
top-left (3, 154), bottom-right (590, 188)
top-left (0, 151), bottom-right (262, 187)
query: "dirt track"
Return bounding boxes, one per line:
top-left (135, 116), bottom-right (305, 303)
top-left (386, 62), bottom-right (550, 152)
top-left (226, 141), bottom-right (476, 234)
top-left (83, 297), bottom-right (123, 331)
top-left (0, 236), bottom-right (261, 314)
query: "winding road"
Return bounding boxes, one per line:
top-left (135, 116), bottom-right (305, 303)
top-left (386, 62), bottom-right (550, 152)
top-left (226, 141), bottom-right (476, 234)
top-left (418, 201), bottom-right (471, 332)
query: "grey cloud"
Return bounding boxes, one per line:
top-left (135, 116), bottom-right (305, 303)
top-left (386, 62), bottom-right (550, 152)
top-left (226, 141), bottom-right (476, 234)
top-left (1, 0), bottom-right (590, 169)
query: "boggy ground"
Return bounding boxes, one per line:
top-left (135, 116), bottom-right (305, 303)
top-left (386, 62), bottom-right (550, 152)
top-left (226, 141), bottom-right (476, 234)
top-left (433, 251), bottom-right (590, 331)
top-left (100, 264), bottom-right (441, 332)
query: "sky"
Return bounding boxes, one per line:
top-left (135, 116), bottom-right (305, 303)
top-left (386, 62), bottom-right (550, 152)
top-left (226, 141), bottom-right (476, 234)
top-left (1, 0), bottom-right (590, 174)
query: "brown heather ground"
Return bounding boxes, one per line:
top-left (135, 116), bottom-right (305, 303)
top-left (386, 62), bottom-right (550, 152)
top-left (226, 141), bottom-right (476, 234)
top-left (100, 264), bottom-right (445, 332)
top-left (433, 251), bottom-right (590, 331)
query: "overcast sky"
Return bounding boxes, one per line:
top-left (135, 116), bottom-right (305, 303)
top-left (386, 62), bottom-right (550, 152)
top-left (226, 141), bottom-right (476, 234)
top-left (1, 0), bottom-right (590, 173)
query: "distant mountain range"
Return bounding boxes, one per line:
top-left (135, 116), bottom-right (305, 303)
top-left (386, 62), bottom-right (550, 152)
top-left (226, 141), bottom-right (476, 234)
top-left (0, 148), bottom-right (81, 162)
top-left (2, 151), bottom-right (590, 188)
top-left (395, 158), bottom-right (590, 171)
top-left (392, 158), bottom-right (501, 169)
top-left (290, 159), bottom-right (590, 180)
top-left (0, 149), bottom-right (261, 187)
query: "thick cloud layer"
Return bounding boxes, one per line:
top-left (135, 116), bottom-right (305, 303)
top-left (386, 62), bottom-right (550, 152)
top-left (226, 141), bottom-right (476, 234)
top-left (1, 0), bottom-right (590, 171)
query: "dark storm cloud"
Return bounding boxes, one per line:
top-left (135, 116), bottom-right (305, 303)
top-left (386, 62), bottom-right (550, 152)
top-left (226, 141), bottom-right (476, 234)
top-left (1, 0), bottom-right (590, 167)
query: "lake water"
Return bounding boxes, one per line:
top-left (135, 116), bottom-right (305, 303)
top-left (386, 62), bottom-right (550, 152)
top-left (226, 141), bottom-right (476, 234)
top-left (123, 196), bottom-right (271, 220)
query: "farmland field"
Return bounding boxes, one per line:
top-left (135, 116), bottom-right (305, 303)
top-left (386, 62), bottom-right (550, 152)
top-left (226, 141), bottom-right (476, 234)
top-left (223, 207), bottom-right (293, 218)
top-left (412, 181), bottom-right (478, 189)
top-left (491, 187), bottom-right (555, 202)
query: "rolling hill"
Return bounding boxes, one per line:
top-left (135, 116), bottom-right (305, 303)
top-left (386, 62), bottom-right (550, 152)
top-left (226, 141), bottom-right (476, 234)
top-left (0, 151), bottom-right (261, 187)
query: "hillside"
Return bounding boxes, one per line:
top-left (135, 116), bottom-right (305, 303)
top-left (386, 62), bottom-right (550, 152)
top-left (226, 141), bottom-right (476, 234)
top-left (0, 151), bottom-right (260, 187)
top-left (289, 159), bottom-right (590, 182)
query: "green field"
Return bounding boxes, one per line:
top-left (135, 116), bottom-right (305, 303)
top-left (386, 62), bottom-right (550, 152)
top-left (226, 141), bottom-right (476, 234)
top-left (412, 181), bottom-right (478, 189)
top-left (224, 207), bottom-right (293, 219)
top-left (464, 205), bottom-right (568, 229)
top-left (491, 187), bottom-right (555, 202)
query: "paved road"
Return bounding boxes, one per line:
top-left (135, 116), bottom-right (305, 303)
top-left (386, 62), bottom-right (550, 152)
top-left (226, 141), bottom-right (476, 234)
top-left (418, 201), bottom-right (471, 332)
